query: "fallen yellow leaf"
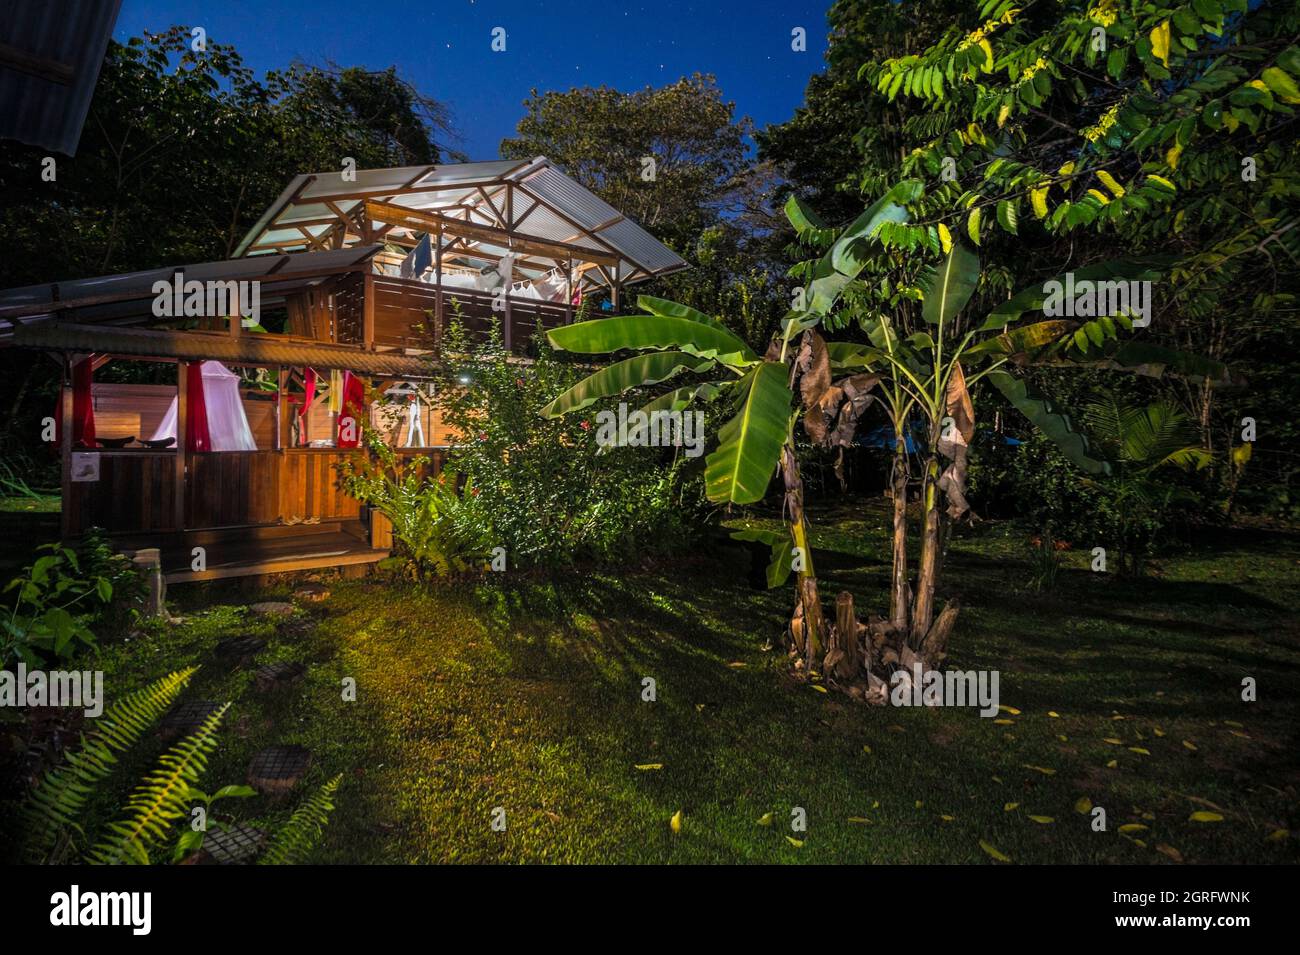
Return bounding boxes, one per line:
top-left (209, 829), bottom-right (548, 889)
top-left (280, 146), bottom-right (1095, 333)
top-left (634, 763), bottom-right (663, 771)
top-left (670, 810), bottom-right (683, 834)
top-left (1266, 829), bottom-right (1289, 842)
top-left (1106, 759), bottom-right (1118, 769)
top-left (1022, 764), bottom-right (1056, 776)
top-left (786, 835), bottom-right (804, 848)
top-left (1028, 815), bottom-right (1055, 824)
top-left (1155, 843), bottom-right (1184, 863)
top-left (1189, 811), bottom-right (1224, 823)
top-left (1119, 823), bottom-right (1148, 834)
top-left (1004, 802), bottom-right (1019, 812)
top-left (847, 816), bottom-right (872, 825)
top-left (1075, 797), bottom-right (1093, 814)
top-left (1129, 747), bottom-right (1151, 755)
top-left (811, 684), bottom-right (828, 694)
top-left (999, 705), bottom-right (1021, 716)
top-left (980, 840), bottom-right (1012, 862)
top-left (757, 812), bottom-right (773, 826)
top-left (1183, 740), bottom-right (1198, 751)
top-left (994, 718), bottom-right (1015, 726)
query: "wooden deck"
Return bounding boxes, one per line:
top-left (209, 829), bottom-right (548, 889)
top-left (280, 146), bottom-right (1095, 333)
top-left (119, 520), bottom-right (389, 584)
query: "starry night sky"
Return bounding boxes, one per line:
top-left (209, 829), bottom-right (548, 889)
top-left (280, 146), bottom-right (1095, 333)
top-left (113, 0), bottom-right (833, 160)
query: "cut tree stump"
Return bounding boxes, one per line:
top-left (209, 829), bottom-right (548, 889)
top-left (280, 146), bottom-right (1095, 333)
top-left (214, 635), bottom-right (266, 663)
top-left (158, 701), bottom-right (223, 743)
top-left (247, 745), bottom-right (311, 797)
top-left (293, 581), bottom-right (331, 603)
top-left (824, 591), bottom-right (862, 681)
top-left (194, 824), bottom-right (266, 865)
top-left (253, 661), bottom-right (307, 693)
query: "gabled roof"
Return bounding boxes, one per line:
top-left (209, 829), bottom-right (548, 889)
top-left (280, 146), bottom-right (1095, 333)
top-left (233, 157), bottom-right (687, 287)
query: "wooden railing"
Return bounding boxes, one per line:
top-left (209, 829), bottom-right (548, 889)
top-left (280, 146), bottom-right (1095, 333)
top-left (369, 275), bottom-right (574, 354)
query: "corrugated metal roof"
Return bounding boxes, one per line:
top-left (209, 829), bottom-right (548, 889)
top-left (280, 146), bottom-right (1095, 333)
top-left (0, 246), bottom-right (380, 323)
top-left (233, 157), bottom-right (688, 286)
top-left (14, 322), bottom-right (436, 378)
top-left (0, 0), bottom-right (123, 155)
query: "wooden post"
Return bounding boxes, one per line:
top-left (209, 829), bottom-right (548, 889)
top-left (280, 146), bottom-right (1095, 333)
top-left (174, 361), bottom-right (187, 533)
top-left (58, 367), bottom-right (73, 540)
top-left (503, 257), bottom-right (513, 353)
top-left (434, 226), bottom-right (443, 334)
top-left (274, 365), bottom-right (284, 451)
top-left (363, 271), bottom-right (375, 350)
top-left (565, 257), bottom-right (573, 325)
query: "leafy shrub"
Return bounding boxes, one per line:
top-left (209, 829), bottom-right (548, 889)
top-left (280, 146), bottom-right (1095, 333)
top-left (432, 315), bottom-right (700, 570)
top-left (1, 533), bottom-right (142, 667)
top-left (339, 437), bottom-right (492, 579)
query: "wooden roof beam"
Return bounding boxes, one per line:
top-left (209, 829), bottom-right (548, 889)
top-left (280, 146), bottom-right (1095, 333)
top-left (363, 200), bottom-right (619, 269)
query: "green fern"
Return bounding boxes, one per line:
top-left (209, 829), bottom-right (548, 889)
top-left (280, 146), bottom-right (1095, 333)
top-left (258, 774), bottom-right (343, 865)
top-left (85, 703), bottom-right (230, 865)
top-left (23, 667), bottom-right (199, 862)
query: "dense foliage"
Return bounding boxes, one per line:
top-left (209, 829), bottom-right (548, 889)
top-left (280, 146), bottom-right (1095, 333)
top-left (433, 316), bottom-right (700, 571)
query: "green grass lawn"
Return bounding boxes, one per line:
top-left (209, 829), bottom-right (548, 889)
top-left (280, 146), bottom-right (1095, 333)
top-left (18, 504), bottom-right (1300, 864)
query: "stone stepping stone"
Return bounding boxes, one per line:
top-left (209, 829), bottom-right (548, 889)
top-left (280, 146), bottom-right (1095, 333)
top-left (158, 701), bottom-right (224, 743)
top-left (248, 601), bottom-right (294, 618)
top-left (198, 824), bottom-right (266, 865)
top-left (214, 635), bottom-right (267, 662)
top-left (253, 661), bottom-right (307, 693)
top-left (247, 745), bottom-right (311, 797)
top-left (293, 581), bottom-right (331, 602)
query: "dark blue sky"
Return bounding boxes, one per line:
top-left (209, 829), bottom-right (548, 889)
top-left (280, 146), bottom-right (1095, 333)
top-left (114, 0), bottom-right (833, 160)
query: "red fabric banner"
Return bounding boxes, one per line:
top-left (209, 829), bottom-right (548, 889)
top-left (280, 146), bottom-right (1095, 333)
top-left (185, 361), bottom-right (211, 452)
top-left (54, 356), bottom-right (98, 447)
top-left (336, 370), bottom-right (365, 448)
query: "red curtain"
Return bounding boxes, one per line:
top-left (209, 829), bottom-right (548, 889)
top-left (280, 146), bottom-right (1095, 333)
top-left (336, 371), bottom-right (365, 448)
top-left (185, 361), bottom-right (211, 452)
top-left (54, 356), bottom-right (97, 447)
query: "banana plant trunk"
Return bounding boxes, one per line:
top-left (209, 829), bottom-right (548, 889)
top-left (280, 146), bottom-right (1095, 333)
top-left (910, 453), bottom-right (942, 645)
top-left (781, 443), bottom-right (825, 668)
top-left (889, 433), bottom-right (910, 632)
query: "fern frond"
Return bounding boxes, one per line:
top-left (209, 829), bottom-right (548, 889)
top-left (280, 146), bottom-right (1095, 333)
top-left (23, 667), bottom-right (199, 862)
top-left (85, 702), bottom-right (230, 865)
top-left (258, 774), bottom-right (343, 865)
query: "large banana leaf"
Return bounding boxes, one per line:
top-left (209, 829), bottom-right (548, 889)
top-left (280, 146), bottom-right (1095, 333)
top-left (825, 341), bottom-right (887, 370)
top-left (921, 242), bottom-right (980, 327)
top-left (1103, 341), bottom-right (1232, 385)
top-left (705, 361), bottom-right (793, 504)
top-left (729, 527), bottom-right (794, 588)
top-left (539, 351), bottom-right (715, 418)
top-left (639, 381), bottom-right (725, 416)
top-left (980, 257), bottom-right (1169, 330)
top-left (636, 295), bottom-right (730, 331)
top-left (964, 319), bottom-right (1075, 359)
top-left (805, 180), bottom-right (919, 315)
top-left (547, 315), bottom-right (758, 367)
top-left (988, 370), bottom-right (1112, 476)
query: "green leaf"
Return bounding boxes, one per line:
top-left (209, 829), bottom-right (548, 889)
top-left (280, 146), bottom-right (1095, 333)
top-left (729, 528), bottom-right (795, 588)
top-left (996, 199), bottom-right (1019, 234)
top-left (982, 258), bottom-right (1169, 330)
top-left (987, 371), bottom-right (1111, 476)
top-left (921, 242), bottom-right (980, 327)
top-left (704, 362), bottom-right (793, 505)
top-left (966, 207), bottom-right (982, 246)
top-left (540, 351), bottom-right (715, 417)
top-left (547, 315), bottom-right (757, 367)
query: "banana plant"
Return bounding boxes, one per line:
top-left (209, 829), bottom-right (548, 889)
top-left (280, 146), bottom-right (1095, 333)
top-left (795, 234), bottom-right (1230, 649)
top-left (540, 186), bottom-right (917, 668)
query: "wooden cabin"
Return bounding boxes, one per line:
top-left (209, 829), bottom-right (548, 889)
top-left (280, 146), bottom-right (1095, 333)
top-left (0, 158), bottom-right (686, 582)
